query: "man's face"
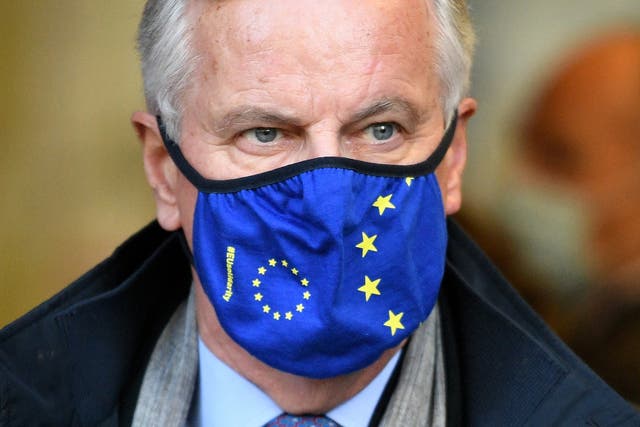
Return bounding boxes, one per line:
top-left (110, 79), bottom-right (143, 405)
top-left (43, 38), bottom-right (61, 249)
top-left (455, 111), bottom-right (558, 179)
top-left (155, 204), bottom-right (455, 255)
top-left (146, 0), bottom-right (472, 245)
top-left (132, 0), bottom-right (473, 394)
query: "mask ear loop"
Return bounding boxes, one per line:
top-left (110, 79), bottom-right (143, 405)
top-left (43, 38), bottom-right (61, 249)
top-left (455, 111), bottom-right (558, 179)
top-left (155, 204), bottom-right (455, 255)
top-left (154, 120), bottom-right (197, 264)
top-left (157, 117), bottom-right (215, 191)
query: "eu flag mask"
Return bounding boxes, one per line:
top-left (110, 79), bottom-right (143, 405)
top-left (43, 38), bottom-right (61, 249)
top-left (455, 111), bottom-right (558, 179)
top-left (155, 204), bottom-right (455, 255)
top-left (158, 114), bottom-right (457, 378)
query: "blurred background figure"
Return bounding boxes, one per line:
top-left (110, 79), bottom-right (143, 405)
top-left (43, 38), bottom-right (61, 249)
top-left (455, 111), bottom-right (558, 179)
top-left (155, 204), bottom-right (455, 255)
top-left (459, 0), bottom-right (640, 404)
top-left (516, 31), bottom-right (640, 300)
top-left (461, 28), bottom-right (640, 403)
top-left (507, 31), bottom-right (640, 402)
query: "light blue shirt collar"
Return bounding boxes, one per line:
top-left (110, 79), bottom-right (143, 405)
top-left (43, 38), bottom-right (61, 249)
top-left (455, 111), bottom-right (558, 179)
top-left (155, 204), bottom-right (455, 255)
top-left (193, 337), bottom-right (400, 427)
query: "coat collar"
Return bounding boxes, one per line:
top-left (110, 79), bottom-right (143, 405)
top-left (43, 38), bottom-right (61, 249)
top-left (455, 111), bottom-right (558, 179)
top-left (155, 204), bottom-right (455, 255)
top-left (57, 222), bottom-right (192, 426)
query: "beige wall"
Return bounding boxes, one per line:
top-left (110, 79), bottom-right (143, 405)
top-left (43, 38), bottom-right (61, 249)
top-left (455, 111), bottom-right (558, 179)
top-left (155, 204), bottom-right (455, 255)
top-left (1, 1), bottom-right (153, 326)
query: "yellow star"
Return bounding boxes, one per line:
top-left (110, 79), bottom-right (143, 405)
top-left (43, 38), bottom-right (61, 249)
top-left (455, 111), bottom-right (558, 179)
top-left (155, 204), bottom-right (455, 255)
top-left (405, 177), bottom-right (414, 187)
top-left (303, 291), bottom-right (311, 300)
top-left (252, 279), bottom-right (261, 287)
top-left (281, 260), bottom-right (289, 267)
top-left (300, 278), bottom-right (309, 287)
top-left (254, 293), bottom-right (263, 301)
top-left (273, 312), bottom-right (281, 320)
top-left (384, 310), bottom-right (405, 336)
top-left (291, 268), bottom-right (299, 275)
top-left (263, 305), bottom-right (271, 313)
top-left (268, 259), bottom-right (277, 267)
top-left (356, 232), bottom-right (378, 257)
top-left (285, 312), bottom-right (293, 320)
top-left (296, 303), bottom-right (305, 312)
top-left (258, 266), bottom-right (267, 275)
top-left (358, 276), bottom-right (382, 301)
top-left (372, 194), bottom-right (396, 216)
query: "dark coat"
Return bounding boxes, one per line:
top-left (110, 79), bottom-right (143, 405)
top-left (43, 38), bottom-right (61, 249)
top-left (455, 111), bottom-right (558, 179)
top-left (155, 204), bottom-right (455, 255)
top-left (1, 220), bottom-right (638, 426)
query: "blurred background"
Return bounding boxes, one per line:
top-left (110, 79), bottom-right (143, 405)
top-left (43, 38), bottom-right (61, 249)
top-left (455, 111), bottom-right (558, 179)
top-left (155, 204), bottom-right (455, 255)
top-left (460, 0), bottom-right (640, 403)
top-left (0, 0), bottom-right (151, 326)
top-left (1, 0), bottom-right (638, 402)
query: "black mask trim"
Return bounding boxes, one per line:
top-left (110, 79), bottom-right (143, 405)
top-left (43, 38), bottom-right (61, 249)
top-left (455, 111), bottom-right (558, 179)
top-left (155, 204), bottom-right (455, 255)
top-left (157, 112), bottom-right (458, 194)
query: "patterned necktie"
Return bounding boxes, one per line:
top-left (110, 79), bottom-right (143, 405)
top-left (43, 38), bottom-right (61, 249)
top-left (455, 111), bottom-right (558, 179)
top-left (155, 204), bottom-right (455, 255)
top-left (263, 413), bottom-right (341, 427)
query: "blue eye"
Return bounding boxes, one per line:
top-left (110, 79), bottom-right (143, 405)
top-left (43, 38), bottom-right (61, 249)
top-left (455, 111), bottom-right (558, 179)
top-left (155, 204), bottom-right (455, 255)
top-left (253, 128), bottom-right (279, 143)
top-left (368, 123), bottom-right (396, 141)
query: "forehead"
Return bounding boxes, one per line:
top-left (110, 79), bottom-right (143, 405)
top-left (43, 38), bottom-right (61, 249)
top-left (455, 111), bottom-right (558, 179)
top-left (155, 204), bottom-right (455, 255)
top-left (188, 0), bottom-right (436, 92)
top-left (193, 0), bottom-right (432, 53)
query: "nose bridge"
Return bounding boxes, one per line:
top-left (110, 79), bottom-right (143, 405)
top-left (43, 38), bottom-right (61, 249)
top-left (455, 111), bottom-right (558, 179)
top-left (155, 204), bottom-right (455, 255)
top-left (304, 123), bottom-right (343, 158)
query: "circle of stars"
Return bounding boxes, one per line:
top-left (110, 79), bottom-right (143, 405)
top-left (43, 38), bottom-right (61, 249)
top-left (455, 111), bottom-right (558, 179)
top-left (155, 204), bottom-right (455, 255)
top-left (252, 258), bottom-right (310, 322)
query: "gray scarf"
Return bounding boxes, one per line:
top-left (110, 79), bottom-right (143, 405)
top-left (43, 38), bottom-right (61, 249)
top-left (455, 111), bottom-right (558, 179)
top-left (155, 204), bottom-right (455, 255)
top-left (132, 288), bottom-right (446, 427)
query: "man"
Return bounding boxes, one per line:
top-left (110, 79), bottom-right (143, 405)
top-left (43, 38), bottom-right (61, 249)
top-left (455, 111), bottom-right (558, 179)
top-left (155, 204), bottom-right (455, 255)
top-left (0, 1), bottom-right (637, 426)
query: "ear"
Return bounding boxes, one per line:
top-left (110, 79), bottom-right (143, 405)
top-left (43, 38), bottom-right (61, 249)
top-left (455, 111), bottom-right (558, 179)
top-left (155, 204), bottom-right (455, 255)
top-left (438, 97), bottom-right (477, 215)
top-left (131, 111), bottom-right (183, 231)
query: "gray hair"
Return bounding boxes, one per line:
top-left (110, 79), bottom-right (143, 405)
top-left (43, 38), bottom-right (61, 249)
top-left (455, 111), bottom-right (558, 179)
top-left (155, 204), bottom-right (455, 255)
top-left (137, 0), bottom-right (475, 141)
top-left (137, 0), bottom-right (193, 141)
top-left (433, 0), bottom-right (475, 122)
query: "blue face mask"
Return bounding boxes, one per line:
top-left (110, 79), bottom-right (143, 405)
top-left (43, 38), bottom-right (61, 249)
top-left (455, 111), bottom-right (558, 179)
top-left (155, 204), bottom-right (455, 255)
top-left (159, 114), bottom-right (457, 378)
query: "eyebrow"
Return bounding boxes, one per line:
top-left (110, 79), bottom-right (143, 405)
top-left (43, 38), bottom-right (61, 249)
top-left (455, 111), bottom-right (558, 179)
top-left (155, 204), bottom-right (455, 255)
top-left (349, 97), bottom-right (423, 127)
top-left (214, 107), bottom-right (303, 134)
top-left (212, 96), bottom-right (425, 135)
